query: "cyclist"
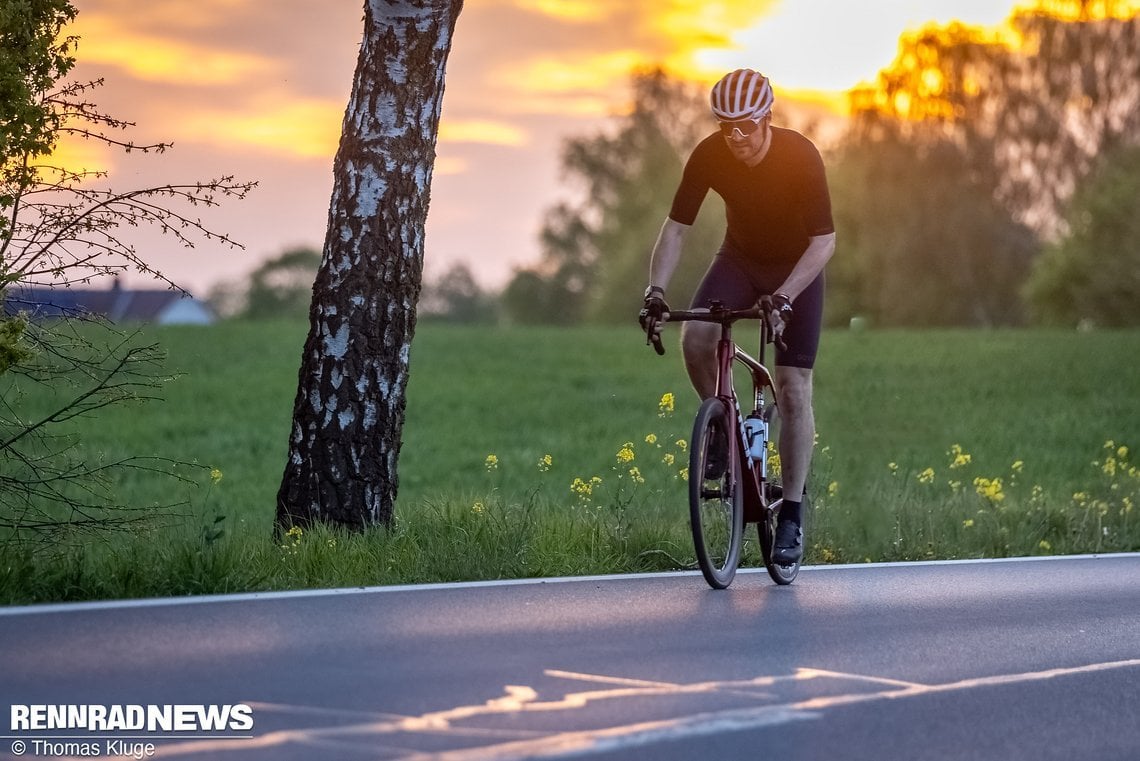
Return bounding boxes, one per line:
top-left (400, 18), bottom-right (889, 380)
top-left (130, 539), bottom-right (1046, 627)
top-left (640, 68), bottom-right (836, 565)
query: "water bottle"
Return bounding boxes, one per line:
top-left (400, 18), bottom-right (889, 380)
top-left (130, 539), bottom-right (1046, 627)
top-left (743, 414), bottom-right (767, 467)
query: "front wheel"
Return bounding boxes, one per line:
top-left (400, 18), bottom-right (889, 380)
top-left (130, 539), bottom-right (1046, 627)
top-left (689, 397), bottom-right (744, 589)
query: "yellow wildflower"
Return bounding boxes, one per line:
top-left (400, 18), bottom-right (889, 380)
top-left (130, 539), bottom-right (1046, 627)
top-left (485, 454), bottom-right (499, 471)
top-left (570, 476), bottom-right (603, 501)
top-left (662, 453), bottom-right (675, 466)
top-left (210, 468), bottom-right (224, 484)
top-left (917, 467), bottom-right (936, 484)
top-left (537, 454), bottom-right (552, 472)
top-left (658, 393), bottom-right (675, 416)
top-left (628, 467), bottom-right (645, 484)
top-left (974, 477), bottom-right (1005, 504)
top-left (645, 433), bottom-right (658, 445)
top-left (616, 442), bottom-right (635, 464)
top-left (281, 525), bottom-right (303, 551)
top-left (948, 444), bottom-right (971, 469)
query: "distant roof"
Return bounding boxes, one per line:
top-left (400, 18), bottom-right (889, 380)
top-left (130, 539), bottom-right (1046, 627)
top-left (3, 284), bottom-right (214, 325)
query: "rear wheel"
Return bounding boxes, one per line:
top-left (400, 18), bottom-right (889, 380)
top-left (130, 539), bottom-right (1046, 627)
top-left (689, 397), bottom-right (744, 589)
top-left (758, 482), bottom-right (806, 585)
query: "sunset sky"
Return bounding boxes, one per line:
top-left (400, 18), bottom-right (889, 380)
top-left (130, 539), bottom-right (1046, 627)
top-left (63, 0), bottom-right (1024, 297)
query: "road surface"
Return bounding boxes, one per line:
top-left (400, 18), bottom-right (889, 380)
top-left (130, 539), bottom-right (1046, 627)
top-left (1, 555), bottom-right (1138, 760)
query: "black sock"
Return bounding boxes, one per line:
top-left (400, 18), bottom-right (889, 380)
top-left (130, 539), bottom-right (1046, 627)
top-left (780, 499), bottom-right (802, 526)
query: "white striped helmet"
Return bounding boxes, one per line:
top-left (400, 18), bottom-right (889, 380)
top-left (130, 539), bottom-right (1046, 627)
top-left (709, 69), bottom-right (774, 121)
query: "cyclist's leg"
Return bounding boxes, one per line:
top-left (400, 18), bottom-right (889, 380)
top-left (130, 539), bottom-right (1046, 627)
top-left (683, 255), bottom-right (762, 399)
top-left (774, 365), bottom-right (813, 506)
top-left (772, 273), bottom-right (824, 518)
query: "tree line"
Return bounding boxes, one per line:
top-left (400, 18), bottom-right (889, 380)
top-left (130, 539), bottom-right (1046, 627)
top-left (443, 4), bottom-right (1137, 329)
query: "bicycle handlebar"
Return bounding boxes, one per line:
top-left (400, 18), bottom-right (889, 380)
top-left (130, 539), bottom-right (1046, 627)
top-left (644, 300), bottom-right (787, 355)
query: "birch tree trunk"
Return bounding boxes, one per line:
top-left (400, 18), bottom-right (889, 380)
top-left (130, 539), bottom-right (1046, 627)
top-left (276, 0), bottom-right (463, 530)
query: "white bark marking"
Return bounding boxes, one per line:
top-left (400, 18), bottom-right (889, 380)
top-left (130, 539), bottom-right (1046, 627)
top-left (323, 322), bottom-right (350, 359)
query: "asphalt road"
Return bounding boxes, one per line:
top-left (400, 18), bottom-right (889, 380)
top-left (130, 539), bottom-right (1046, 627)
top-left (1, 555), bottom-right (1138, 760)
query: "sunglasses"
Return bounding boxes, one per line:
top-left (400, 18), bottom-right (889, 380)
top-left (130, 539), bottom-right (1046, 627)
top-left (718, 117), bottom-right (764, 140)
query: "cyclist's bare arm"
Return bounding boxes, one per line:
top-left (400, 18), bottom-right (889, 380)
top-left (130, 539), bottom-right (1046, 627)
top-left (774, 232), bottom-right (836, 302)
top-left (647, 217), bottom-right (692, 292)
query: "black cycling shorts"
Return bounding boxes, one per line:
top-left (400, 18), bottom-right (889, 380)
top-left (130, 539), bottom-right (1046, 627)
top-left (689, 254), bottom-right (824, 369)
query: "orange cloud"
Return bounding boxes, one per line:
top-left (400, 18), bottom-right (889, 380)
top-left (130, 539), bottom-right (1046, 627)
top-left (438, 119), bottom-right (528, 146)
top-left (476, 0), bottom-right (780, 118)
top-left (170, 96), bottom-right (342, 159)
top-left (162, 106), bottom-right (524, 162)
top-left (43, 134), bottom-right (113, 174)
top-left (510, 0), bottom-right (610, 22)
top-left (504, 50), bottom-right (646, 94)
top-left (71, 12), bottom-right (278, 86)
top-left (650, 0), bottom-right (779, 69)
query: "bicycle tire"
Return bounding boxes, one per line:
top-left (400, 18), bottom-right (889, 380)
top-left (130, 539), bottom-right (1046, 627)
top-left (689, 397), bottom-right (744, 589)
top-left (758, 481), bottom-right (806, 585)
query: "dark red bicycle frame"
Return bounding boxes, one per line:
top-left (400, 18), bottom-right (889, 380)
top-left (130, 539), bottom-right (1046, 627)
top-left (669, 303), bottom-right (780, 524)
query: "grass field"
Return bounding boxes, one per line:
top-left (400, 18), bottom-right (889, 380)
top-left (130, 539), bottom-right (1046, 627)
top-left (2, 320), bottom-right (1137, 603)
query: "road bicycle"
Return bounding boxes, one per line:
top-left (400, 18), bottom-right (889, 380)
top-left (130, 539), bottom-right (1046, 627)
top-left (646, 298), bottom-right (803, 589)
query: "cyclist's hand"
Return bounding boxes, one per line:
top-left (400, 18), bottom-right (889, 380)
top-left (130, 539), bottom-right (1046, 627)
top-left (639, 287), bottom-right (669, 355)
top-left (762, 293), bottom-right (793, 350)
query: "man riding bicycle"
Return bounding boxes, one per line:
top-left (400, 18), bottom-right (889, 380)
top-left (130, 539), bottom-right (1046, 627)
top-left (640, 68), bottom-right (836, 565)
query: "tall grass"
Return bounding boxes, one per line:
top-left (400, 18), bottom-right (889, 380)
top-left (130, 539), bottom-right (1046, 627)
top-left (1, 321), bottom-right (1137, 604)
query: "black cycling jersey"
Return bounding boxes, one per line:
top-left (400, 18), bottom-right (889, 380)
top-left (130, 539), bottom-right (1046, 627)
top-left (670, 126), bottom-right (833, 369)
top-left (668, 126), bottom-right (834, 269)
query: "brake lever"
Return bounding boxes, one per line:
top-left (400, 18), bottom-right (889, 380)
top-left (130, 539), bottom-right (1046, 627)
top-left (645, 319), bottom-right (665, 355)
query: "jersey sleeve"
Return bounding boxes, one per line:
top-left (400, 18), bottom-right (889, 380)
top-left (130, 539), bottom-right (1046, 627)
top-left (667, 142), bottom-right (712, 226)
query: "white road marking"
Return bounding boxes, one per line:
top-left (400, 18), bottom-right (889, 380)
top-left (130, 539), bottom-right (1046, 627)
top-left (138, 659), bottom-right (1140, 759)
top-left (1, 552), bottom-right (1135, 617)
